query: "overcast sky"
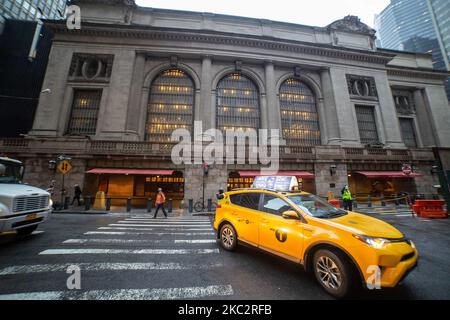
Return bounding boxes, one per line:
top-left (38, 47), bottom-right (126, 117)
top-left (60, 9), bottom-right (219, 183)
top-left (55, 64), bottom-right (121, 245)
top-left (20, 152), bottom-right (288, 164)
top-left (136, 0), bottom-right (390, 28)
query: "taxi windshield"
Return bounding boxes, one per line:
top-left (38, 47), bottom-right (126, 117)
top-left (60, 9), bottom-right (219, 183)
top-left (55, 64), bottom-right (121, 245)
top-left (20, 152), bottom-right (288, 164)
top-left (287, 194), bottom-right (347, 219)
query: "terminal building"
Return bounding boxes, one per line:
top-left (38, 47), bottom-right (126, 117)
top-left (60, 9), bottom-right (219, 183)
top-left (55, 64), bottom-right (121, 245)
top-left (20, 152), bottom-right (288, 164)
top-left (1, 0), bottom-right (450, 207)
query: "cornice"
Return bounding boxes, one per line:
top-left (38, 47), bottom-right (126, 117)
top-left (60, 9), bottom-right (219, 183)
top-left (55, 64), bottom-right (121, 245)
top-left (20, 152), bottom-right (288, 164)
top-left (45, 21), bottom-right (394, 65)
top-left (387, 67), bottom-right (450, 81)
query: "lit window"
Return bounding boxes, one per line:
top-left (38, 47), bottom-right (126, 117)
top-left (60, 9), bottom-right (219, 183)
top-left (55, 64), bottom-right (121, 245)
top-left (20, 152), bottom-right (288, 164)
top-left (279, 78), bottom-right (321, 146)
top-left (146, 69), bottom-right (194, 143)
top-left (216, 73), bottom-right (260, 132)
top-left (67, 90), bottom-right (102, 135)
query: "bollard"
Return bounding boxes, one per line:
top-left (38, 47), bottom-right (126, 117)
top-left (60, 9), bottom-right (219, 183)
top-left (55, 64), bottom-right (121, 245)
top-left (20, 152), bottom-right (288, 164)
top-left (207, 198), bottom-right (212, 212)
top-left (85, 196), bottom-right (91, 210)
top-left (381, 194), bottom-right (386, 207)
top-left (168, 199), bottom-right (173, 213)
top-left (367, 195), bottom-right (372, 208)
top-left (126, 197), bottom-right (131, 212)
top-left (353, 199), bottom-right (358, 209)
top-left (64, 196), bottom-right (70, 210)
top-left (106, 197), bottom-right (111, 211)
top-left (147, 198), bottom-right (152, 213)
top-left (188, 199), bottom-right (193, 213)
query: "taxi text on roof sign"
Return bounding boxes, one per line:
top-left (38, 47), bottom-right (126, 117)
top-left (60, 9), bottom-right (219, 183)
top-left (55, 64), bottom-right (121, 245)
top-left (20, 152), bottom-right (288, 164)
top-left (251, 176), bottom-right (299, 192)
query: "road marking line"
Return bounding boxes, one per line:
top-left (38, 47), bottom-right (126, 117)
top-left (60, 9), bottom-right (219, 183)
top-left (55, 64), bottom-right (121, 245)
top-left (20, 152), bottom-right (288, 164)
top-left (394, 214), bottom-right (414, 217)
top-left (107, 223), bottom-right (212, 231)
top-left (85, 231), bottom-right (215, 236)
top-left (109, 224), bottom-right (211, 228)
top-left (99, 227), bottom-right (212, 232)
top-left (63, 239), bottom-right (217, 245)
top-left (0, 284), bottom-right (234, 300)
top-left (125, 216), bottom-right (210, 221)
top-left (120, 221), bottom-right (211, 225)
top-left (39, 248), bottom-right (219, 255)
top-left (0, 262), bottom-right (223, 275)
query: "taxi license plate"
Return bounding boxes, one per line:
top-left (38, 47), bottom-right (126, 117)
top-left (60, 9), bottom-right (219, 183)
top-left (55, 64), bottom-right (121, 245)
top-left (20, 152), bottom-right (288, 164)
top-left (26, 213), bottom-right (38, 221)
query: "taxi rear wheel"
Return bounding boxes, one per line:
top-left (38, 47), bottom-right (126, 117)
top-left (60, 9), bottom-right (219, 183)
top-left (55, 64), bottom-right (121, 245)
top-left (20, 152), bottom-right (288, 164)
top-left (313, 249), bottom-right (353, 299)
top-left (219, 224), bottom-right (237, 251)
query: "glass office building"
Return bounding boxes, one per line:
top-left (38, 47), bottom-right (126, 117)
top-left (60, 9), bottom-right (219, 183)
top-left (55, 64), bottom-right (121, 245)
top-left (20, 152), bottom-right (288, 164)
top-left (375, 0), bottom-right (450, 99)
top-left (1, 0), bottom-right (66, 21)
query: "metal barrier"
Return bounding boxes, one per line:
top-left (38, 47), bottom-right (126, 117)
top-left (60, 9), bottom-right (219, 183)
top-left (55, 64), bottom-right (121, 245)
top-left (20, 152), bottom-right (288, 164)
top-left (188, 199), bottom-right (193, 213)
top-left (168, 199), bottom-right (173, 213)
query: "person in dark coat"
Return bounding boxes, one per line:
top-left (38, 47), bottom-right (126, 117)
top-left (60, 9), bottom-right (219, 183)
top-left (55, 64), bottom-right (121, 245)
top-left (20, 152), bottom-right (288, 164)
top-left (71, 184), bottom-right (82, 206)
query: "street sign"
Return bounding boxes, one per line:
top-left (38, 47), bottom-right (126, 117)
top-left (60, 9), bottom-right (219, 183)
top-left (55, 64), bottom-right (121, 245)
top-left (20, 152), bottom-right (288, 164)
top-left (402, 164), bottom-right (412, 175)
top-left (57, 160), bottom-right (72, 175)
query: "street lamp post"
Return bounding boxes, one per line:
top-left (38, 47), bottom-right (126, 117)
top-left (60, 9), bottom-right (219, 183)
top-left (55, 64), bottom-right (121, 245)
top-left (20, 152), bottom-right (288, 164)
top-left (202, 163), bottom-right (209, 208)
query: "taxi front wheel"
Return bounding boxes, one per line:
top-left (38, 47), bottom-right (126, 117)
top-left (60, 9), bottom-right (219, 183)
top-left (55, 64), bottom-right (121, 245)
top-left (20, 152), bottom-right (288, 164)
top-left (313, 249), bottom-right (354, 299)
top-left (219, 224), bottom-right (237, 251)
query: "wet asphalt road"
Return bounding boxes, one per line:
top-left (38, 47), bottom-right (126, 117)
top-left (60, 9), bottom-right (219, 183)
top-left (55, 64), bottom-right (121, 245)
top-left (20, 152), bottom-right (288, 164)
top-left (0, 209), bottom-right (449, 300)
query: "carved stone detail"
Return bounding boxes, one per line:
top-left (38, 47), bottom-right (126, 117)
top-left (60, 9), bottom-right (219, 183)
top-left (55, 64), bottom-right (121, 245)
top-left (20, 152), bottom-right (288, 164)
top-left (68, 53), bottom-right (114, 82)
top-left (327, 15), bottom-right (376, 36)
top-left (392, 89), bottom-right (416, 115)
top-left (346, 74), bottom-right (378, 99)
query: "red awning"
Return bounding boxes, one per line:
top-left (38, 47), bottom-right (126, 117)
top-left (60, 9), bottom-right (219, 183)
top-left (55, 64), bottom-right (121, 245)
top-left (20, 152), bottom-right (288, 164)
top-left (238, 171), bottom-right (315, 179)
top-left (86, 168), bottom-right (174, 175)
top-left (355, 171), bottom-right (423, 179)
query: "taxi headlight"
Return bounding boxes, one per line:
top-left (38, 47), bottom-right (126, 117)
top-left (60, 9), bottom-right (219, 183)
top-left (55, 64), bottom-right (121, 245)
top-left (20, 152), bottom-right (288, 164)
top-left (353, 234), bottom-right (390, 249)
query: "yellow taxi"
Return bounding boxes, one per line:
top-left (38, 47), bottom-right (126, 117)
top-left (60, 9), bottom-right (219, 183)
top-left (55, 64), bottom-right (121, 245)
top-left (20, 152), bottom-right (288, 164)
top-left (213, 176), bottom-right (418, 298)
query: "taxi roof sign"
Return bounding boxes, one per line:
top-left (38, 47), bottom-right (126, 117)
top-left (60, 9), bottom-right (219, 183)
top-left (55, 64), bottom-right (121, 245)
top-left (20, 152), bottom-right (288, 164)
top-left (251, 176), bottom-right (299, 192)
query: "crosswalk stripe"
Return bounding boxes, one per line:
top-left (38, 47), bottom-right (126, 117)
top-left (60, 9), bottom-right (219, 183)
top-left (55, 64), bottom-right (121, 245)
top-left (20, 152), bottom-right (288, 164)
top-left (394, 214), bottom-right (413, 217)
top-left (99, 227), bottom-right (213, 232)
top-left (107, 223), bottom-right (212, 231)
top-left (109, 224), bottom-right (211, 229)
top-left (39, 248), bottom-right (219, 255)
top-left (120, 221), bottom-right (211, 225)
top-left (125, 216), bottom-right (210, 221)
top-left (0, 284), bottom-right (234, 300)
top-left (117, 221), bottom-right (211, 225)
top-left (0, 262), bottom-right (223, 276)
top-left (85, 231), bottom-right (215, 236)
top-left (63, 239), bottom-right (217, 245)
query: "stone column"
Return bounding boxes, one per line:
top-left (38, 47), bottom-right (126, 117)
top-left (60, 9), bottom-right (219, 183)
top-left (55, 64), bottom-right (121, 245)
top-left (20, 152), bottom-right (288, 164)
top-left (200, 56), bottom-right (213, 129)
top-left (320, 68), bottom-right (341, 145)
top-left (124, 51), bottom-right (146, 141)
top-left (414, 88), bottom-right (437, 147)
top-left (314, 163), bottom-right (348, 198)
top-left (263, 61), bottom-right (277, 130)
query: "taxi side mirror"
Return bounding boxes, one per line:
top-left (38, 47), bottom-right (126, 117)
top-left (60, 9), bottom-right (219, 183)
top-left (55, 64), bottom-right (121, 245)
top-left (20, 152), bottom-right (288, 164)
top-left (282, 210), bottom-right (299, 220)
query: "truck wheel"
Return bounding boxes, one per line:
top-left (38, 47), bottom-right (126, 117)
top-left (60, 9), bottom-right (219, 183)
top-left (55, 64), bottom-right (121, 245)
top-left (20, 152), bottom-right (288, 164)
top-left (219, 223), bottom-right (237, 251)
top-left (313, 249), bottom-right (354, 299)
top-left (16, 225), bottom-right (38, 236)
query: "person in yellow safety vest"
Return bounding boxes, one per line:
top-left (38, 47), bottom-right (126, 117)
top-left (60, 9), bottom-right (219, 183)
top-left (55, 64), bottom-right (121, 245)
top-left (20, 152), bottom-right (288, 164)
top-left (341, 185), bottom-right (353, 211)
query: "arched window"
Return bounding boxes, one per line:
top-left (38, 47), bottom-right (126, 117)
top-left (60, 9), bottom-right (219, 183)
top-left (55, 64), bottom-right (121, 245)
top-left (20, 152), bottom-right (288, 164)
top-left (216, 73), bottom-right (260, 132)
top-left (279, 78), bottom-right (321, 146)
top-left (146, 69), bottom-right (194, 143)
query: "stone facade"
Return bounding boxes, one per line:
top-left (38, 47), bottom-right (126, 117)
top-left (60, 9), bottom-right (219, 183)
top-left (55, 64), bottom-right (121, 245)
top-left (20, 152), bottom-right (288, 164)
top-left (2, 0), bottom-right (449, 202)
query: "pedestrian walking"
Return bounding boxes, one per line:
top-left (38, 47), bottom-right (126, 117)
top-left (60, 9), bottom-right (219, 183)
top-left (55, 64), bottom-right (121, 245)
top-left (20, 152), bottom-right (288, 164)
top-left (154, 188), bottom-right (168, 218)
top-left (341, 185), bottom-right (353, 211)
top-left (71, 184), bottom-right (82, 206)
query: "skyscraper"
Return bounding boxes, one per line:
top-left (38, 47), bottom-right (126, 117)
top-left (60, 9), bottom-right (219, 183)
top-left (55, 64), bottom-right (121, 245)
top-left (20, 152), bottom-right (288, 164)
top-left (375, 0), bottom-right (450, 99)
top-left (1, 0), bottom-right (66, 21)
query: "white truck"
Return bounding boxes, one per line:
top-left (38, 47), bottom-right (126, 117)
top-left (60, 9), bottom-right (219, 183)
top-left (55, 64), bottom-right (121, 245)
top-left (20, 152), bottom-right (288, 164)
top-left (0, 157), bottom-right (52, 236)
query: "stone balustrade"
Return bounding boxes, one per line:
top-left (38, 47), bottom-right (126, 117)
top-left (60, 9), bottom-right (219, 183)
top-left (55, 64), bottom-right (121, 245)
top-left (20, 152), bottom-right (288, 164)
top-left (0, 137), bottom-right (435, 162)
